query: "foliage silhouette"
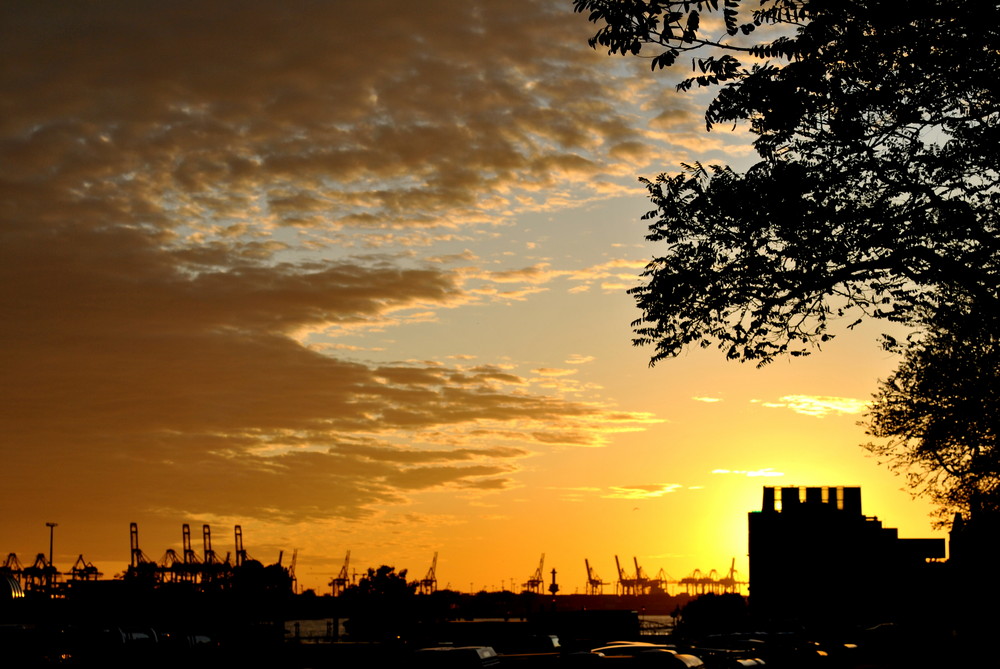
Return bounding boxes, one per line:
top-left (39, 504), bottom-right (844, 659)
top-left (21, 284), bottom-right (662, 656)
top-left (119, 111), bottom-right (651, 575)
top-left (341, 565), bottom-right (417, 640)
top-left (675, 592), bottom-right (749, 637)
top-left (351, 564), bottom-right (416, 599)
top-left (864, 300), bottom-right (1000, 520)
top-left (574, 0), bottom-right (1000, 365)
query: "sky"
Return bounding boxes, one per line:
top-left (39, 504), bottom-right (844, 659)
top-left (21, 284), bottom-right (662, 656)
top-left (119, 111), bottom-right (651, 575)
top-left (1, 0), bottom-right (943, 595)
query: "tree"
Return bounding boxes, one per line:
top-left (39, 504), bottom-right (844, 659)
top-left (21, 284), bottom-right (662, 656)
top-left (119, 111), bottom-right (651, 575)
top-left (575, 1), bottom-right (1000, 517)
top-left (574, 0), bottom-right (1000, 365)
top-left (864, 299), bottom-right (1000, 521)
top-left (352, 564), bottom-right (416, 599)
top-left (341, 565), bottom-right (418, 640)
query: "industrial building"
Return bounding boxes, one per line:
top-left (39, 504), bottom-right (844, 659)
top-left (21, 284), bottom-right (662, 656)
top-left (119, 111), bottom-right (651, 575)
top-left (748, 486), bottom-right (945, 628)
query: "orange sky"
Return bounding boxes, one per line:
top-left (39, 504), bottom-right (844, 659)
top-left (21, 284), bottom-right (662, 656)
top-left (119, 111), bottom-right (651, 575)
top-left (0, 0), bottom-right (942, 594)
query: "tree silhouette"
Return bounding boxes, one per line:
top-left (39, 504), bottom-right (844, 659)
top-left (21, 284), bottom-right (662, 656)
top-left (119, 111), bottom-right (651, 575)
top-left (341, 565), bottom-right (417, 640)
top-left (353, 565), bottom-right (415, 599)
top-left (575, 1), bottom-right (1000, 519)
top-left (864, 300), bottom-right (1000, 520)
top-left (574, 0), bottom-right (999, 365)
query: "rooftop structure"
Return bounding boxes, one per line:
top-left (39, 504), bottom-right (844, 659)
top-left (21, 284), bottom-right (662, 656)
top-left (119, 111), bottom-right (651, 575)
top-left (748, 486), bottom-right (945, 628)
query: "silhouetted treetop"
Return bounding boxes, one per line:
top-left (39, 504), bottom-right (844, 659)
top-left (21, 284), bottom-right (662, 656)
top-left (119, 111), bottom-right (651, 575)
top-left (351, 565), bottom-right (415, 599)
top-left (864, 300), bottom-right (1000, 521)
top-left (341, 565), bottom-right (418, 640)
top-left (575, 0), bottom-right (1000, 364)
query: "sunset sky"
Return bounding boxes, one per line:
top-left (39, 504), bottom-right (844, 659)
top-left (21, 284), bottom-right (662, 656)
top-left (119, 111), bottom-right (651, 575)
top-left (1, 0), bottom-right (942, 594)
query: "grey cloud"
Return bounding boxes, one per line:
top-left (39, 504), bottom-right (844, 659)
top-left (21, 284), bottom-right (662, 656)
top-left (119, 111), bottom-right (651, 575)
top-left (385, 465), bottom-right (513, 491)
top-left (2, 0), bottom-right (641, 238)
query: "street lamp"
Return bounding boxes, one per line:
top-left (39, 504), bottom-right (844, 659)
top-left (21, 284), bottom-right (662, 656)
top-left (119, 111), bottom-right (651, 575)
top-left (45, 522), bottom-right (57, 590)
top-left (45, 522), bottom-right (57, 567)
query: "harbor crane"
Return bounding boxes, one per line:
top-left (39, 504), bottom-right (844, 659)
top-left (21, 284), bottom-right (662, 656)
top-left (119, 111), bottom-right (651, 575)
top-left (418, 552), bottom-right (438, 595)
top-left (182, 524), bottom-right (199, 565)
top-left (523, 554), bottom-right (544, 594)
top-left (179, 523), bottom-right (201, 582)
top-left (159, 548), bottom-right (183, 582)
top-left (23, 553), bottom-right (58, 590)
top-left (234, 525), bottom-right (248, 567)
top-left (330, 550), bottom-right (351, 596)
top-left (203, 525), bottom-right (220, 564)
top-left (679, 559), bottom-right (746, 595)
top-left (633, 557), bottom-right (651, 595)
top-left (717, 558), bottom-right (743, 593)
top-left (584, 559), bottom-right (605, 595)
top-left (70, 554), bottom-right (101, 581)
top-left (198, 524), bottom-right (230, 586)
top-left (289, 548), bottom-right (298, 594)
top-left (614, 555), bottom-right (637, 596)
top-left (127, 522), bottom-right (158, 581)
top-left (2, 554), bottom-right (24, 588)
top-left (20, 522), bottom-right (294, 594)
top-left (129, 522), bottom-right (147, 569)
top-left (652, 567), bottom-right (674, 595)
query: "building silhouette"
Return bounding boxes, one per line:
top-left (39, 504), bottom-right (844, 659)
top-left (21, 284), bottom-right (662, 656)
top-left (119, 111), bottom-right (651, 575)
top-left (748, 486), bottom-right (944, 628)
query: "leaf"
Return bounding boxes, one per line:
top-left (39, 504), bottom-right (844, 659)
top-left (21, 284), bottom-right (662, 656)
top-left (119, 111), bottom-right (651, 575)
top-left (686, 10), bottom-right (700, 33)
top-left (651, 50), bottom-right (678, 70)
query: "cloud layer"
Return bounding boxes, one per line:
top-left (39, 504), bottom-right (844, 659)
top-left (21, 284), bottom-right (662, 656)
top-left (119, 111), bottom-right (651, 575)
top-left (1, 0), bottom-right (663, 242)
top-left (1, 0), bottom-right (673, 529)
top-left (759, 395), bottom-right (869, 418)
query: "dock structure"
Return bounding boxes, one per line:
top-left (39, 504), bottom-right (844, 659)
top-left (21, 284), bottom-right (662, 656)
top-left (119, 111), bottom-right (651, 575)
top-left (2, 522), bottom-right (292, 599)
top-left (678, 558), bottom-right (745, 596)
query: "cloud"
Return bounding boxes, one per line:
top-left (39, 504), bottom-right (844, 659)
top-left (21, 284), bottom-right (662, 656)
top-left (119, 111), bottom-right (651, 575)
top-left (759, 395), bottom-right (869, 418)
top-left (532, 368), bottom-right (579, 377)
top-left (604, 484), bottom-right (683, 499)
top-left (649, 107), bottom-right (698, 131)
top-left (1, 0), bottom-right (687, 249)
top-left (543, 483), bottom-right (682, 501)
top-left (428, 250), bottom-right (479, 264)
top-left (482, 264), bottom-right (567, 285)
top-left (608, 140), bottom-right (655, 162)
top-left (712, 468), bottom-right (784, 478)
top-left (692, 396), bottom-right (723, 403)
top-left (0, 0), bottom-right (698, 565)
top-left (465, 257), bottom-right (648, 297)
top-left (0, 208), bottom-right (656, 523)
